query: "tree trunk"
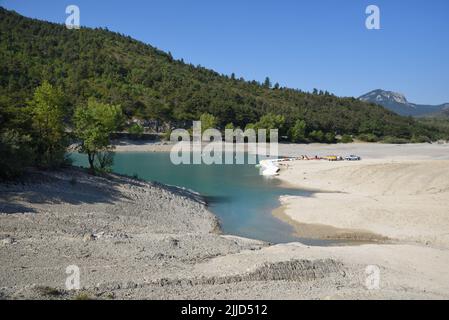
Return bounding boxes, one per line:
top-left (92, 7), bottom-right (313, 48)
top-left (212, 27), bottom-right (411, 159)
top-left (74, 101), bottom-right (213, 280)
top-left (87, 152), bottom-right (95, 174)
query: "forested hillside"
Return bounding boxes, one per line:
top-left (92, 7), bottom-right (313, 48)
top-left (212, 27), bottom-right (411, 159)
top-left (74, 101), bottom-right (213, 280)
top-left (0, 7), bottom-right (447, 142)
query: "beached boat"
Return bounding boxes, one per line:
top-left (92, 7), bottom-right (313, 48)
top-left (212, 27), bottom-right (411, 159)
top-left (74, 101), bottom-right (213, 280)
top-left (258, 159), bottom-right (281, 176)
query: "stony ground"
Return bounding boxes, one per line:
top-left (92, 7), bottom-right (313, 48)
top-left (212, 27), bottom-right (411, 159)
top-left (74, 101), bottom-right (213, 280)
top-left (1, 167), bottom-right (448, 299)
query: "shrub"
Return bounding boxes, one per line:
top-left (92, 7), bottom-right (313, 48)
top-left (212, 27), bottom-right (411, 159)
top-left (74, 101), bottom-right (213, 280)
top-left (36, 286), bottom-right (62, 297)
top-left (73, 292), bottom-right (92, 300)
top-left (381, 136), bottom-right (410, 144)
top-left (309, 130), bottom-right (325, 142)
top-left (161, 129), bottom-right (172, 141)
top-left (245, 123), bottom-right (256, 131)
top-left (340, 134), bottom-right (354, 143)
top-left (324, 132), bottom-right (336, 144)
top-left (0, 130), bottom-right (34, 180)
top-left (256, 113), bottom-right (285, 140)
top-left (357, 133), bottom-right (379, 142)
top-left (96, 150), bottom-right (115, 172)
top-left (410, 135), bottom-right (431, 143)
top-left (128, 123), bottom-right (144, 138)
top-left (225, 123), bottom-right (235, 130)
top-left (289, 119), bottom-right (307, 143)
top-left (199, 113), bottom-right (218, 133)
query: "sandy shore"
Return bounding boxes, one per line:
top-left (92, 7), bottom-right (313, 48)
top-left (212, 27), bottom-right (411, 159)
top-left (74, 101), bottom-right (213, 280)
top-left (113, 139), bottom-right (449, 247)
top-left (2, 143), bottom-right (449, 299)
top-left (269, 143), bottom-right (449, 298)
top-left (111, 139), bottom-right (449, 159)
top-left (274, 143), bottom-right (449, 248)
top-left (111, 140), bottom-right (259, 153)
top-left (276, 159), bottom-right (449, 247)
top-left (112, 140), bottom-right (175, 152)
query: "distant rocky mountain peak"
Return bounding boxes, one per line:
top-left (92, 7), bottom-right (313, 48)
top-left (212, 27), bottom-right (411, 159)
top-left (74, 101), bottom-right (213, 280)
top-left (359, 89), bottom-right (448, 118)
top-left (360, 89), bottom-right (409, 105)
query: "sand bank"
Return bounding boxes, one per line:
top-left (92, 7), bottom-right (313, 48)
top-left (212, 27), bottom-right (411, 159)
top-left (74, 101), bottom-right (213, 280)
top-left (111, 140), bottom-right (449, 160)
top-left (2, 143), bottom-right (449, 299)
top-left (1, 166), bottom-right (449, 299)
top-left (273, 142), bottom-right (449, 248)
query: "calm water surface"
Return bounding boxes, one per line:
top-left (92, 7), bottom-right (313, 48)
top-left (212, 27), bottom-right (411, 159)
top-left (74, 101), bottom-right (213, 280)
top-left (71, 152), bottom-right (330, 245)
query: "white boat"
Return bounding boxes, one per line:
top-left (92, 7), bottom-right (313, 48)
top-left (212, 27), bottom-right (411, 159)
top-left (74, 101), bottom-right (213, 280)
top-left (258, 159), bottom-right (281, 176)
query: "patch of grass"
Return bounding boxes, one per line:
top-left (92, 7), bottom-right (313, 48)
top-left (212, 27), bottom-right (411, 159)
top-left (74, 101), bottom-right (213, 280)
top-left (105, 292), bottom-right (115, 299)
top-left (73, 291), bottom-right (92, 300)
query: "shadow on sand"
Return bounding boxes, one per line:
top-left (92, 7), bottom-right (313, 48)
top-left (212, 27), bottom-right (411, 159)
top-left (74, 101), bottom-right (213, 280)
top-left (0, 168), bottom-right (126, 214)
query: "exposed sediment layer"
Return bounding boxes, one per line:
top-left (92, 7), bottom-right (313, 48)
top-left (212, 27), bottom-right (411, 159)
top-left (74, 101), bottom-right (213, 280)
top-left (1, 164), bottom-right (449, 299)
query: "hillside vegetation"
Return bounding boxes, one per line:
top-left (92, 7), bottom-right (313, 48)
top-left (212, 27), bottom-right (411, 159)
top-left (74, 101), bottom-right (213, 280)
top-left (2, 8), bottom-right (447, 138)
top-left (1, 7), bottom-right (448, 178)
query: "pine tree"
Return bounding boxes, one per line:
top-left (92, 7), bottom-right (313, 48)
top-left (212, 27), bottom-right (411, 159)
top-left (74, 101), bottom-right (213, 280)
top-left (263, 77), bottom-right (272, 88)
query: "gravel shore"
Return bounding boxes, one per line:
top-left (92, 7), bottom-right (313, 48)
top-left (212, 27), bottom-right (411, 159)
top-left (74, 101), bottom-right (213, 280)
top-left (2, 142), bottom-right (449, 299)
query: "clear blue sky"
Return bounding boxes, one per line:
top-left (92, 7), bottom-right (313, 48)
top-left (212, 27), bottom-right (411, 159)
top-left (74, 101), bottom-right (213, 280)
top-left (2, 0), bottom-right (449, 104)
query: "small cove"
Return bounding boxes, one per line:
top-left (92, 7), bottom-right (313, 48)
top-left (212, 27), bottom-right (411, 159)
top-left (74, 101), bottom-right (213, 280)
top-left (70, 151), bottom-right (335, 245)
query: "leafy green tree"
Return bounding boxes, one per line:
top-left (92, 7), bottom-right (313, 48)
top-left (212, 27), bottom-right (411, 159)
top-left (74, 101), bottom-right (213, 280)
top-left (290, 119), bottom-right (307, 143)
top-left (340, 134), bottom-right (354, 143)
top-left (256, 113), bottom-right (285, 140)
top-left (357, 133), bottom-right (379, 142)
top-left (309, 130), bottom-right (325, 142)
top-left (256, 113), bottom-right (285, 132)
top-left (225, 123), bottom-right (235, 130)
top-left (199, 113), bottom-right (218, 133)
top-left (74, 99), bottom-right (123, 173)
top-left (28, 81), bottom-right (67, 168)
top-left (245, 123), bottom-right (256, 131)
top-left (410, 135), bottom-right (431, 143)
top-left (359, 119), bottom-right (383, 136)
top-left (324, 132), bottom-right (336, 143)
top-left (128, 123), bottom-right (144, 138)
top-left (257, 113), bottom-right (285, 130)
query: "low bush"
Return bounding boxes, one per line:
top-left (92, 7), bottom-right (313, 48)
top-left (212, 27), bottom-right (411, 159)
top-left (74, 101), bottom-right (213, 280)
top-left (410, 135), bottom-right (431, 143)
top-left (340, 134), bottom-right (354, 143)
top-left (381, 136), bottom-right (410, 144)
top-left (0, 130), bottom-right (34, 180)
top-left (357, 133), bottom-right (379, 142)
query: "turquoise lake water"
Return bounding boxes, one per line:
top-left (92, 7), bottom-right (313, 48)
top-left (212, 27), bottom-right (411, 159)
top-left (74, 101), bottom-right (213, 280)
top-left (70, 152), bottom-right (330, 245)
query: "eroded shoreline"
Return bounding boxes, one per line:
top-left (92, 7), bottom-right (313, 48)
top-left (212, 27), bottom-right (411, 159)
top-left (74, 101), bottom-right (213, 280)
top-left (273, 159), bottom-right (449, 248)
top-left (272, 205), bottom-right (389, 244)
top-left (2, 142), bottom-right (449, 299)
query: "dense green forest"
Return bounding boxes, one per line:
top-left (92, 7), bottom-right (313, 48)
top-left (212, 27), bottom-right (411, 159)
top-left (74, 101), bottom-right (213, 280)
top-left (2, 7), bottom-right (447, 139)
top-left (1, 7), bottom-right (449, 178)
